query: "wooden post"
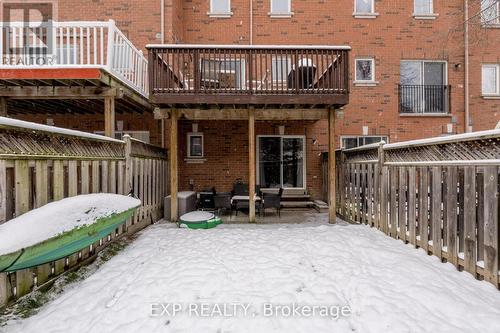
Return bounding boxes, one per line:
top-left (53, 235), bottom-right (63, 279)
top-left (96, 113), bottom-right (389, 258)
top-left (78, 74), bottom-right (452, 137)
top-left (104, 96), bottom-right (115, 138)
top-left (328, 107), bottom-right (336, 224)
top-left (249, 107), bottom-right (256, 223)
top-left (0, 97), bottom-right (7, 117)
top-left (170, 109), bottom-right (178, 222)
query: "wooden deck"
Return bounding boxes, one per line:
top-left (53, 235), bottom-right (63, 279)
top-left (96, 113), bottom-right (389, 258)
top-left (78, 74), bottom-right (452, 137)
top-left (147, 44), bottom-right (350, 108)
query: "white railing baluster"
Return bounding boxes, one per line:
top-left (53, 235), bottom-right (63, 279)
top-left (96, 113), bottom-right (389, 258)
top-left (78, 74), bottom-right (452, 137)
top-left (79, 27), bottom-right (84, 65)
top-left (100, 27), bottom-right (104, 65)
top-left (106, 19), bottom-right (115, 71)
top-left (0, 20), bottom-right (148, 96)
top-left (93, 26), bottom-right (97, 65)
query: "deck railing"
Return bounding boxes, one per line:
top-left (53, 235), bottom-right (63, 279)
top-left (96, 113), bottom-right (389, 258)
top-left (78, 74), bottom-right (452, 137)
top-left (0, 118), bottom-right (168, 306)
top-left (335, 130), bottom-right (500, 289)
top-left (0, 20), bottom-right (148, 97)
top-left (399, 84), bottom-right (451, 114)
top-left (147, 44), bottom-right (350, 105)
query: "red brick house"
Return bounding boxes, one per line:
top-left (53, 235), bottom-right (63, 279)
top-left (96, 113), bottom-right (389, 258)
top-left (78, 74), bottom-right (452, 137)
top-left (1, 0), bottom-right (499, 222)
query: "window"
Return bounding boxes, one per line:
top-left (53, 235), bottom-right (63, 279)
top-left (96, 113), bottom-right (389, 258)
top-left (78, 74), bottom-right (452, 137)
top-left (400, 60), bottom-right (448, 113)
top-left (341, 136), bottom-right (388, 149)
top-left (271, 56), bottom-right (292, 82)
top-left (481, 0), bottom-right (500, 25)
top-left (355, 58), bottom-right (375, 82)
top-left (482, 65), bottom-right (499, 95)
top-left (270, 0), bottom-right (292, 15)
top-left (414, 0), bottom-right (433, 15)
top-left (187, 133), bottom-right (204, 158)
top-left (209, 0), bottom-right (231, 15)
top-left (354, 0), bottom-right (374, 14)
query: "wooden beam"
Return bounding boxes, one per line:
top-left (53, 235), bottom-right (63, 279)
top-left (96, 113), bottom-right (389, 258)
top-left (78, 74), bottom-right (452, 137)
top-left (154, 108), bottom-right (329, 120)
top-left (0, 86), bottom-right (123, 99)
top-left (328, 108), bottom-right (336, 224)
top-left (104, 97), bottom-right (116, 138)
top-left (170, 109), bottom-right (178, 222)
top-left (151, 93), bottom-right (349, 106)
top-left (0, 98), bottom-right (7, 116)
top-left (249, 107), bottom-right (256, 223)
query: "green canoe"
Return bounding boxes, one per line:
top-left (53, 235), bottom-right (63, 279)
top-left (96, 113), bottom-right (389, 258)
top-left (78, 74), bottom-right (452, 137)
top-left (0, 194), bottom-right (140, 273)
top-left (179, 211), bottom-right (223, 229)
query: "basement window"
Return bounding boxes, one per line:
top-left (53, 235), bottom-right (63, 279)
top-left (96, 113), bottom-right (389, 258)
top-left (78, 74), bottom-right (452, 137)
top-left (341, 136), bottom-right (388, 149)
top-left (187, 133), bottom-right (204, 158)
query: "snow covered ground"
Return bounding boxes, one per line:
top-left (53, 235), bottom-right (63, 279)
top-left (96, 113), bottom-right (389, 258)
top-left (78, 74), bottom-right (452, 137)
top-left (3, 215), bottom-right (500, 333)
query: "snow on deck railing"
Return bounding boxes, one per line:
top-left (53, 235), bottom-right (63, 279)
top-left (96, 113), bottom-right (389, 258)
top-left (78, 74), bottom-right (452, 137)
top-left (0, 117), bottom-right (123, 143)
top-left (0, 20), bottom-right (148, 97)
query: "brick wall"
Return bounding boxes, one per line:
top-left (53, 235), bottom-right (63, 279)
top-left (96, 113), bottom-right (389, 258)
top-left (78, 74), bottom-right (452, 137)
top-left (175, 119), bottom-right (328, 199)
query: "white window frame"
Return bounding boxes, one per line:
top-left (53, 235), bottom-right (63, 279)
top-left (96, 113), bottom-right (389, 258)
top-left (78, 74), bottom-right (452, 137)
top-left (482, 64), bottom-right (500, 96)
top-left (256, 135), bottom-right (306, 190)
top-left (187, 132), bottom-right (204, 158)
top-left (340, 135), bottom-right (388, 149)
top-left (208, 0), bottom-right (232, 17)
top-left (481, 0), bottom-right (500, 26)
top-left (269, 0), bottom-right (293, 17)
top-left (413, 0), bottom-right (438, 19)
top-left (354, 58), bottom-right (375, 83)
top-left (353, 0), bottom-right (378, 18)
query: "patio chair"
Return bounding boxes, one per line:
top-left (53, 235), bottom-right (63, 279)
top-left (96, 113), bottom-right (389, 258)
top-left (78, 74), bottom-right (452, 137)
top-left (214, 192), bottom-right (232, 216)
top-left (232, 181), bottom-right (249, 196)
top-left (262, 188), bottom-right (284, 217)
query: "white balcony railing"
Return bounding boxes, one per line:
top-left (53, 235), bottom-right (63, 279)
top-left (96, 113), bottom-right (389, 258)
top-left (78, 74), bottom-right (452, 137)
top-left (0, 20), bottom-right (148, 97)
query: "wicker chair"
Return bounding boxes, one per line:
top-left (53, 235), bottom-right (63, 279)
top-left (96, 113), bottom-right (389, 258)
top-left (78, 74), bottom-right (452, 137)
top-left (262, 188), bottom-right (283, 217)
top-left (214, 192), bottom-right (232, 216)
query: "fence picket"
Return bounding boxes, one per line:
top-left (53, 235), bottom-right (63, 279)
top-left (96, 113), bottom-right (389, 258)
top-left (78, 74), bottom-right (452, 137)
top-left (431, 166), bottom-right (442, 259)
top-left (483, 166), bottom-right (498, 285)
top-left (408, 167), bottom-right (416, 245)
top-left (446, 166), bottom-right (458, 266)
top-left (463, 166), bottom-right (477, 275)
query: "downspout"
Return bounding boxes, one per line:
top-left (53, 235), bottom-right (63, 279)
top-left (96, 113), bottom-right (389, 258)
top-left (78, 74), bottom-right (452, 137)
top-left (249, 0), bottom-right (253, 45)
top-left (161, 0), bottom-right (165, 148)
top-left (464, 0), bottom-right (471, 132)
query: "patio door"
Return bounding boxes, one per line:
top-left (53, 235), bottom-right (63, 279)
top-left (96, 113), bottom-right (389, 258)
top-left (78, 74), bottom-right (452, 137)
top-left (257, 136), bottom-right (305, 189)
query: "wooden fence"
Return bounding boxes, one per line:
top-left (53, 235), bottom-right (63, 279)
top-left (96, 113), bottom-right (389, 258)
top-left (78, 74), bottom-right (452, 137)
top-left (336, 130), bottom-right (500, 289)
top-left (0, 119), bottom-right (167, 306)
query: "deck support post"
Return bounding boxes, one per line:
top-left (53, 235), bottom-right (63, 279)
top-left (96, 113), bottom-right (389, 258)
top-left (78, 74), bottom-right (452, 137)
top-left (0, 98), bottom-right (7, 117)
top-left (170, 109), bottom-right (178, 222)
top-left (249, 107), bottom-right (256, 223)
top-left (104, 97), bottom-right (115, 138)
top-left (328, 107), bottom-right (336, 224)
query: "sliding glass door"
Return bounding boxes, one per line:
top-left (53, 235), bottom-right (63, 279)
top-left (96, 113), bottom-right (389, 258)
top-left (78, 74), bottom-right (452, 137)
top-left (258, 136), bottom-right (305, 189)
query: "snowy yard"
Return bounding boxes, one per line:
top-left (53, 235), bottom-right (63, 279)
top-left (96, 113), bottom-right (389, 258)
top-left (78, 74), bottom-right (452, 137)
top-left (3, 215), bottom-right (500, 333)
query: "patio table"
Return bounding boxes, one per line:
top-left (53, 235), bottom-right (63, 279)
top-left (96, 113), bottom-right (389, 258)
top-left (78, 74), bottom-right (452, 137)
top-left (230, 195), bottom-right (262, 204)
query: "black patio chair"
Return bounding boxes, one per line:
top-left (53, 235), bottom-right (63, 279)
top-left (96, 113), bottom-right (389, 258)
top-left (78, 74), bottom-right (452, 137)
top-left (262, 188), bottom-right (284, 217)
top-left (214, 192), bottom-right (232, 216)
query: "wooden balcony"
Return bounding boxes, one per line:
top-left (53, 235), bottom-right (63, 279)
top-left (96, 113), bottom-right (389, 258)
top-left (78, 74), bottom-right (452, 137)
top-left (147, 45), bottom-right (350, 108)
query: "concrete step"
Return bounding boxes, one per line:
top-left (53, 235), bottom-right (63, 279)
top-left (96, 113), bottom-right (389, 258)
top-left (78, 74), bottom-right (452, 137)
top-left (313, 200), bottom-right (329, 213)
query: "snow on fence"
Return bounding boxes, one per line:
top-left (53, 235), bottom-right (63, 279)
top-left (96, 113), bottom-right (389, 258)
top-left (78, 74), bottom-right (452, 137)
top-left (335, 130), bottom-right (500, 289)
top-left (0, 20), bottom-right (148, 97)
top-left (0, 118), bottom-right (167, 306)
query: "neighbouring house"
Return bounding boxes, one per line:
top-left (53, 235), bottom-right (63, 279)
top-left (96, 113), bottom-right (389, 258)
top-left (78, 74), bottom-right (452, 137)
top-left (0, 0), bottom-right (499, 221)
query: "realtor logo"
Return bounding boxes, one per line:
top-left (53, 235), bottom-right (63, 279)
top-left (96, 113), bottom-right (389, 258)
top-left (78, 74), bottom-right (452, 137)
top-left (1, 0), bottom-right (58, 64)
